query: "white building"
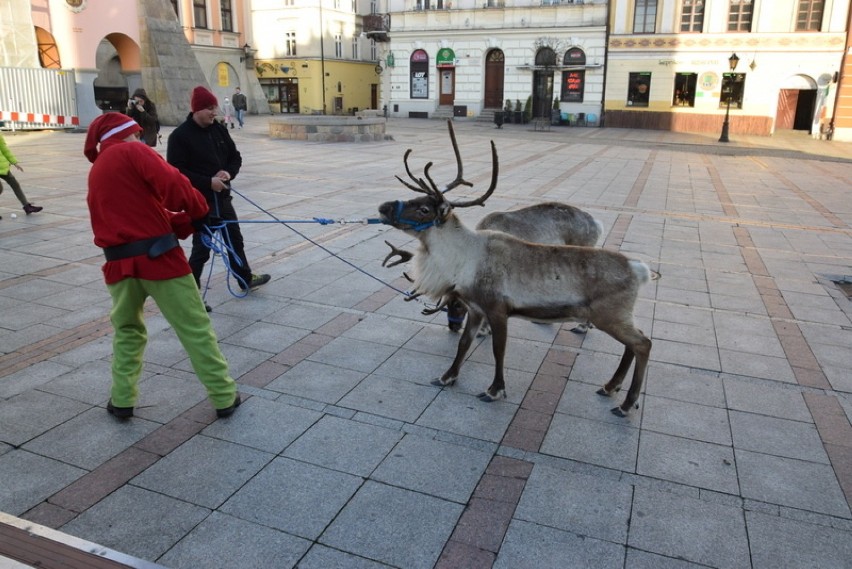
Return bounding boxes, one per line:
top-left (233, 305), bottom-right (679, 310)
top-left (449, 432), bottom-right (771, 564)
top-left (604, 0), bottom-right (850, 137)
top-left (378, 0), bottom-right (608, 123)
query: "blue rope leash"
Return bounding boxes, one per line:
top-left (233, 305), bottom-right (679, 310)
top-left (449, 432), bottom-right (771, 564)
top-left (201, 185), bottom-right (418, 303)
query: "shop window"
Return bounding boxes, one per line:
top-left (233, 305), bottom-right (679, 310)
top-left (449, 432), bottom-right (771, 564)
top-left (627, 72), bottom-right (651, 107)
top-left (410, 49), bottom-right (429, 99)
top-left (720, 72), bottom-right (746, 109)
top-left (673, 73), bottom-right (697, 106)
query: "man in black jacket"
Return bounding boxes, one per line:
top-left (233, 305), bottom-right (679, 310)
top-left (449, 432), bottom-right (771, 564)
top-left (232, 87), bottom-right (247, 128)
top-left (166, 86), bottom-right (270, 305)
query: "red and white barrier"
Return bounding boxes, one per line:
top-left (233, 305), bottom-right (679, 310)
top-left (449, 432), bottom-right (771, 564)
top-left (0, 110), bottom-right (80, 127)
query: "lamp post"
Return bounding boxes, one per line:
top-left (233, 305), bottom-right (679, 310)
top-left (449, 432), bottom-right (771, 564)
top-left (718, 52), bottom-right (740, 143)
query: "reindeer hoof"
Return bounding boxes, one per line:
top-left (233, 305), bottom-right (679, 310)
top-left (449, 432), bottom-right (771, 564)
top-left (596, 386), bottom-right (621, 397)
top-left (610, 406), bottom-right (628, 417)
top-left (431, 378), bottom-right (456, 388)
top-left (477, 389), bottom-right (506, 402)
top-left (570, 323), bottom-right (589, 334)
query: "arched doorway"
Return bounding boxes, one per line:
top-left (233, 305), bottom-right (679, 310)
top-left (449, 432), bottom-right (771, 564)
top-left (776, 74), bottom-right (817, 132)
top-left (533, 47), bottom-right (556, 120)
top-left (92, 34), bottom-right (141, 111)
top-left (484, 49), bottom-right (504, 109)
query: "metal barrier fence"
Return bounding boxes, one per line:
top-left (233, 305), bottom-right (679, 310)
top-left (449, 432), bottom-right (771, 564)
top-left (0, 67), bottom-right (79, 130)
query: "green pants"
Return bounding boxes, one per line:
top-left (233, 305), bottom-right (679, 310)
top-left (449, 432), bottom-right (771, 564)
top-left (107, 274), bottom-right (237, 410)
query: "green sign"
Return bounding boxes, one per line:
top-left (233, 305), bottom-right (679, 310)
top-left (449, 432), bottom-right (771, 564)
top-left (436, 48), bottom-right (456, 67)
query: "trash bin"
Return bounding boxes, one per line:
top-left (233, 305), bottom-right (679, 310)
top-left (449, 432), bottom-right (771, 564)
top-left (494, 111), bottom-right (504, 129)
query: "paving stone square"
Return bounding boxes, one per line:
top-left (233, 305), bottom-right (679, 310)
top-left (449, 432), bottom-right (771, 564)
top-left (2, 120), bottom-right (851, 568)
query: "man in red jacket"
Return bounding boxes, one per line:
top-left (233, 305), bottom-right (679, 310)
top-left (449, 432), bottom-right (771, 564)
top-left (85, 113), bottom-right (241, 420)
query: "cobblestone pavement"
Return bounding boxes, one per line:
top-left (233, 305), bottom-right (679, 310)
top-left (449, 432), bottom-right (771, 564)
top-left (1, 117), bottom-right (851, 568)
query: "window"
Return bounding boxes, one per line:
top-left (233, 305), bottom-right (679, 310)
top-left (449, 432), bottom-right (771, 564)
top-left (796, 0), bottom-right (823, 31)
top-left (334, 0), bottom-right (341, 9)
top-left (633, 0), bottom-right (657, 33)
top-left (561, 48), bottom-right (586, 103)
top-left (627, 72), bottom-right (651, 106)
top-left (728, 0), bottom-right (752, 32)
top-left (720, 72), bottom-right (745, 109)
top-left (285, 32), bottom-right (297, 57)
top-left (415, 0), bottom-right (445, 9)
top-left (352, 35), bottom-right (360, 59)
top-left (370, 0), bottom-right (378, 13)
top-left (334, 34), bottom-right (343, 58)
top-left (410, 49), bottom-right (429, 99)
top-left (673, 73), bottom-right (697, 106)
top-left (370, 40), bottom-right (377, 61)
top-left (193, 0), bottom-right (207, 29)
top-left (221, 0), bottom-right (233, 32)
top-left (680, 0), bottom-right (704, 32)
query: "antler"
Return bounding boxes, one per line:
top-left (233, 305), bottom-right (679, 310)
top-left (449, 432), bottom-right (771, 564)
top-left (382, 240), bottom-right (414, 268)
top-left (441, 121), bottom-right (474, 194)
top-left (394, 149), bottom-right (433, 194)
top-left (447, 138), bottom-right (499, 209)
top-left (394, 120), bottom-right (498, 208)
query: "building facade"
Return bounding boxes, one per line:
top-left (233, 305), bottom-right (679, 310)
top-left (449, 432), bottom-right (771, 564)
top-left (249, 0), bottom-right (383, 115)
top-left (1, 0), bottom-right (266, 128)
top-left (604, 0), bottom-right (850, 137)
top-left (376, 0), bottom-right (608, 122)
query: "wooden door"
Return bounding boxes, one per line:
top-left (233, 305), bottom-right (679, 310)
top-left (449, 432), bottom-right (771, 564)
top-left (439, 69), bottom-right (454, 106)
top-left (484, 50), bottom-right (504, 108)
top-left (775, 89), bottom-right (798, 129)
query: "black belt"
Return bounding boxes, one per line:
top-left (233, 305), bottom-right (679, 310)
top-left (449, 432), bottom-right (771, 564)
top-left (103, 233), bottom-right (179, 261)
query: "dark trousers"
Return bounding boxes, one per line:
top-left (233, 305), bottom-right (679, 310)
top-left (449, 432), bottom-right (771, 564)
top-left (189, 193), bottom-right (252, 287)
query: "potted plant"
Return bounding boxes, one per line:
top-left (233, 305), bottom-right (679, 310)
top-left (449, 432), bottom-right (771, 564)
top-left (504, 99), bottom-right (513, 123)
top-left (514, 99), bottom-right (523, 124)
top-left (523, 96), bottom-right (532, 124)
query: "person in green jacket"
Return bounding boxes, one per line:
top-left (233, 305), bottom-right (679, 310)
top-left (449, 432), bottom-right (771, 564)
top-left (0, 133), bottom-right (43, 219)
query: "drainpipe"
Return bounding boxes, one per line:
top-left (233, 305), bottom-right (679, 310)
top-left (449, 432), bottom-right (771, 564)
top-left (829, 4), bottom-right (852, 136)
top-left (599, 0), bottom-right (612, 128)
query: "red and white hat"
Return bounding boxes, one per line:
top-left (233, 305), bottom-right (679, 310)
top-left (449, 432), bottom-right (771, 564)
top-left (84, 113), bottom-right (142, 163)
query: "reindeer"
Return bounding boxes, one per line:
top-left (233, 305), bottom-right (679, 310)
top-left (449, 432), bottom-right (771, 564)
top-left (384, 203), bottom-right (603, 332)
top-left (377, 121), bottom-right (652, 416)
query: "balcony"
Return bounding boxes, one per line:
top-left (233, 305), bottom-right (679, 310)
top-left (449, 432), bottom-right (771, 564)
top-left (363, 14), bottom-right (391, 43)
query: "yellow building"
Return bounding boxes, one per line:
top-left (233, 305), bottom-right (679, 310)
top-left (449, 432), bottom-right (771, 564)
top-left (250, 0), bottom-right (382, 115)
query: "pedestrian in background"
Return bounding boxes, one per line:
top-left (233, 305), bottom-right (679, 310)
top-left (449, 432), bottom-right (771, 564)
top-left (0, 132), bottom-right (43, 218)
top-left (232, 86), bottom-right (247, 129)
top-left (84, 112), bottom-right (241, 420)
top-left (167, 86), bottom-right (270, 308)
top-left (222, 96), bottom-right (235, 129)
top-left (125, 88), bottom-right (160, 147)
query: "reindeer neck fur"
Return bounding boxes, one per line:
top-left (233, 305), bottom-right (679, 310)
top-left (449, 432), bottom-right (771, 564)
top-left (412, 213), bottom-right (484, 299)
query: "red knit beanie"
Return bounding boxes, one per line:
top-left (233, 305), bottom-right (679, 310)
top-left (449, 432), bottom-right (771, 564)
top-left (84, 113), bottom-right (142, 163)
top-left (191, 86), bottom-right (218, 112)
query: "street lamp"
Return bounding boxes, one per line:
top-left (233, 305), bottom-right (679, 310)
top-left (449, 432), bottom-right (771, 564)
top-left (718, 52), bottom-right (740, 143)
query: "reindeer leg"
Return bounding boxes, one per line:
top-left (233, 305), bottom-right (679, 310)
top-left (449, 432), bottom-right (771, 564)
top-left (596, 324), bottom-right (651, 417)
top-left (596, 347), bottom-right (634, 397)
top-left (478, 312), bottom-right (508, 402)
top-left (432, 310), bottom-right (484, 387)
top-left (613, 332), bottom-right (652, 417)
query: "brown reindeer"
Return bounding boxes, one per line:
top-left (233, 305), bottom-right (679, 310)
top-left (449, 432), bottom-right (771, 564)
top-left (384, 202), bottom-right (603, 332)
top-left (377, 121), bottom-right (652, 416)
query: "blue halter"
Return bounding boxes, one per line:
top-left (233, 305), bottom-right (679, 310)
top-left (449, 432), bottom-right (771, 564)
top-left (393, 200), bottom-right (441, 232)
